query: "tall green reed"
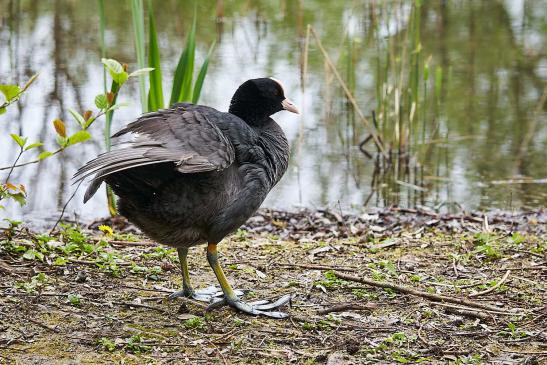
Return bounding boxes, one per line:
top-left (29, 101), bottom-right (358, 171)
top-left (131, 0), bottom-right (148, 112)
top-left (145, 1), bottom-right (215, 112)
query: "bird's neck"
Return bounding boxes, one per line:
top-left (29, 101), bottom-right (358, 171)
top-left (256, 122), bottom-right (290, 187)
top-left (228, 104), bottom-right (270, 127)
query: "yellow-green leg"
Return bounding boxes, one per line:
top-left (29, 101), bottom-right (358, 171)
top-left (168, 247), bottom-right (194, 299)
top-left (169, 246), bottom-right (234, 301)
top-left (206, 242), bottom-right (291, 318)
top-left (178, 247), bottom-right (194, 297)
top-left (206, 243), bottom-right (237, 300)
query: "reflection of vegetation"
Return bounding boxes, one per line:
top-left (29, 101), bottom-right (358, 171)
top-left (307, 0), bottom-right (546, 210)
top-left (0, 0), bottom-right (546, 216)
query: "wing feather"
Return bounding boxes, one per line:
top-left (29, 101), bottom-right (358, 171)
top-left (74, 106), bottom-right (236, 200)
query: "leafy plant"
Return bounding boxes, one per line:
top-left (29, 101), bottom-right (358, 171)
top-left (498, 322), bottom-right (527, 339)
top-left (98, 337), bottom-right (116, 352)
top-left (0, 75), bottom-right (39, 208)
top-left (473, 233), bottom-right (502, 260)
top-left (314, 270), bottom-right (346, 289)
top-left (16, 272), bottom-right (50, 293)
top-left (124, 335), bottom-right (151, 353)
top-left (67, 294), bottom-right (82, 306)
top-left (0, 58), bottom-right (145, 213)
top-left (451, 354), bottom-right (483, 365)
top-left (0, 182), bottom-right (27, 209)
top-left (183, 316), bottom-right (205, 330)
top-left (0, 74), bottom-right (38, 114)
top-left (1, 219), bottom-right (22, 240)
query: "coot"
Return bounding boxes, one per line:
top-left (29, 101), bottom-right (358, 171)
top-left (74, 78), bottom-right (299, 318)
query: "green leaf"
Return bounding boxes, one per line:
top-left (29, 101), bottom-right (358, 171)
top-left (68, 294), bottom-right (81, 306)
top-left (95, 94), bottom-right (108, 109)
top-left (38, 151), bottom-right (53, 160)
top-left (84, 116), bottom-right (96, 129)
top-left (24, 142), bottom-right (44, 151)
top-left (67, 130), bottom-right (91, 146)
top-left (53, 257), bottom-right (67, 266)
top-left (0, 107), bottom-right (6, 115)
top-left (192, 41), bottom-right (215, 104)
top-left (101, 58), bottom-right (128, 86)
top-left (68, 108), bottom-right (86, 128)
top-left (56, 135), bottom-right (68, 148)
top-left (23, 249), bottom-right (43, 261)
top-left (147, 0), bottom-right (164, 111)
top-left (10, 134), bottom-right (27, 148)
top-left (129, 68), bottom-right (154, 78)
top-left (0, 85), bottom-right (21, 102)
top-left (170, 15), bottom-right (196, 105)
top-left (114, 71), bottom-right (129, 86)
top-left (9, 192), bottom-right (27, 206)
top-left (101, 58), bottom-right (123, 76)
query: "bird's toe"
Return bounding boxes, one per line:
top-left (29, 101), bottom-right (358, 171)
top-left (168, 289), bottom-right (189, 300)
top-left (252, 294), bottom-right (292, 311)
top-left (207, 294), bottom-right (291, 319)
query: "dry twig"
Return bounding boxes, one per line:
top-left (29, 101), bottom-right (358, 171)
top-left (470, 270), bottom-right (511, 297)
top-left (334, 271), bottom-right (519, 314)
top-left (317, 302), bottom-right (377, 315)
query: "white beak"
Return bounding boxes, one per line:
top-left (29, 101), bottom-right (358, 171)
top-left (281, 98), bottom-right (300, 114)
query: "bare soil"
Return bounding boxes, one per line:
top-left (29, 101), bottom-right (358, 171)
top-left (0, 208), bottom-right (545, 364)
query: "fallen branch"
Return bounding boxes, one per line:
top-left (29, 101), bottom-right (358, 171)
top-left (317, 302), bottom-right (378, 315)
top-left (116, 301), bottom-right (167, 314)
top-left (444, 307), bottom-right (490, 321)
top-left (429, 302), bottom-right (511, 316)
top-left (470, 270), bottom-right (511, 298)
top-left (276, 263), bottom-right (357, 272)
top-left (333, 271), bottom-right (519, 314)
top-left (27, 317), bottom-right (60, 333)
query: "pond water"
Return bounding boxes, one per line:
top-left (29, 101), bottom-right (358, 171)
top-left (1, 0), bottom-right (546, 223)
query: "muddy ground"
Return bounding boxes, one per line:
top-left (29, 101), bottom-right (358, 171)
top-left (0, 208), bottom-right (545, 364)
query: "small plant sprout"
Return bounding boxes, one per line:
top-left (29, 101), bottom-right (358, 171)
top-left (67, 294), bottom-right (82, 306)
top-left (183, 317), bottom-right (205, 330)
top-left (98, 337), bottom-right (116, 352)
top-left (124, 335), bottom-right (151, 353)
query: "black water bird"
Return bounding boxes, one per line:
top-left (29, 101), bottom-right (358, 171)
top-left (74, 78), bottom-right (299, 318)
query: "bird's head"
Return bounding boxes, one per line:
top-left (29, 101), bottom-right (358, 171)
top-left (229, 77), bottom-right (299, 126)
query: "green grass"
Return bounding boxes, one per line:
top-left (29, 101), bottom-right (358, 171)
top-left (131, 0), bottom-right (147, 112)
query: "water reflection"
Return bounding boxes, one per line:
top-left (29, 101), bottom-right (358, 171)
top-left (0, 0), bottom-right (546, 223)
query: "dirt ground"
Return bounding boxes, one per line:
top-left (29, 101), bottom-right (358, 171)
top-left (0, 208), bottom-right (545, 364)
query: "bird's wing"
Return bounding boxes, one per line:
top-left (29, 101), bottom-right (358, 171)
top-left (73, 106), bottom-right (235, 191)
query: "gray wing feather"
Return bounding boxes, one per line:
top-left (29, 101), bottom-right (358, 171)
top-left (74, 107), bottom-right (235, 201)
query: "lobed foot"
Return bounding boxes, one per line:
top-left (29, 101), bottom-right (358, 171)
top-left (169, 285), bottom-right (244, 302)
top-left (207, 294), bottom-right (292, 319)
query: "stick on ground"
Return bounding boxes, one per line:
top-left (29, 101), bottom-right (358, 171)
top-left (333, 271), bottom-right (519, 314)
top-left (470, 270), bottom-right (511, 297)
